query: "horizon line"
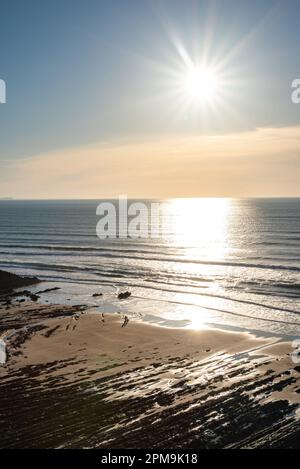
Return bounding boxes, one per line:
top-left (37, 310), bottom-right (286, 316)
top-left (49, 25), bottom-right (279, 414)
top-left (1, 196), bottom-right (300, 201)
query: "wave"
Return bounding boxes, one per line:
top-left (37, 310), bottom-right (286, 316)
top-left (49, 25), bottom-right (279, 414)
top-left (237, 280), bottom-right (300, 291)
top-left (132, 294), bottom-right (300, 328)
top-left (0, 243), bottom-right (179, 256)
top-left (1, 256), bottom-right (300, 293)
top-left (119, 281), bottom-right (300, 315)
top-left (1, 243), bottom-right (300, 273)
top-left (1, 259), bottom-right (299, 315)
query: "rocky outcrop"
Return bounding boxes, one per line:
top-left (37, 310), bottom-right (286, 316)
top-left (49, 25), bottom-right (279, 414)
top-left (0, 269), bottom-right (40, 293)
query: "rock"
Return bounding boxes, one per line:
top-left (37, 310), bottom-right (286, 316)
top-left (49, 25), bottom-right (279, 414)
top-left (29, 294), bottom-right (39, 302)
top-left (0, 269), bottom-right (40, 293)
top-left (36, 287), bottom-right (60, 294)
top-left (118, 291), bottom-right (131, 300)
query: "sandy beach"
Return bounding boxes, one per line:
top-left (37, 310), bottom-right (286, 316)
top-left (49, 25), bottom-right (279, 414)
top-left (0, 277), bottom-right (299, 449)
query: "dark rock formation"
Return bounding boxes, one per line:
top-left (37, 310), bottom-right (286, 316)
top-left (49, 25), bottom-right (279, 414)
top-left (0, 269), bottom-right (40, 293)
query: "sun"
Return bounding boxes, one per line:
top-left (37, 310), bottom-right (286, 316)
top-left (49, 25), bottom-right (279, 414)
top-left (183, 66), bottom-right (219, 103)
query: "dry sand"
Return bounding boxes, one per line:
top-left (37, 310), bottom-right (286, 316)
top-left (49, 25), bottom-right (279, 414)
top-left (0, 299), bottom-right (299, 449)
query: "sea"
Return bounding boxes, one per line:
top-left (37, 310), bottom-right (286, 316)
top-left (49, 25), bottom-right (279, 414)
top-left (0, 198), bottom-right (299, 337)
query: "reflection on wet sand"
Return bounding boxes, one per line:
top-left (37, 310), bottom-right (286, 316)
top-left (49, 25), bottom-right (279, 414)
top-left (0, 299), bottom-right (299, 449)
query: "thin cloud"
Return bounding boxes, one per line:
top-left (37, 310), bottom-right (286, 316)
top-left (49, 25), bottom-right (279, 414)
top-left (1, 126), bottom-right (300, 198)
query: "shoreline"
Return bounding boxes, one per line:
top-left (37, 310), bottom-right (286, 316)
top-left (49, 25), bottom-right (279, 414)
top-left (0, 289), bottom-right (299, 448)
top-left (1, 266), bottom-right (299, 339)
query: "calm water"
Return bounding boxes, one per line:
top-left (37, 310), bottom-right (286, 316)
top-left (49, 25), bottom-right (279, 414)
top-left (0, 198), bottom-right (299, 336)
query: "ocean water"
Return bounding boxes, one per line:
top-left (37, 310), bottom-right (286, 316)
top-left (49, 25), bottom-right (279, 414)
top-left (0, 198), bottom-right (299, 336)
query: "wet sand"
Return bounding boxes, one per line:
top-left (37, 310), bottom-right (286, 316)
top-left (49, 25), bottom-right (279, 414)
top-left (0, 297), bottom-right (299, 448)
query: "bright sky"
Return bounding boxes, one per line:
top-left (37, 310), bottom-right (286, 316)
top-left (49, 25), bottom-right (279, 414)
top-left (0, 0), bottom-right (300, 198)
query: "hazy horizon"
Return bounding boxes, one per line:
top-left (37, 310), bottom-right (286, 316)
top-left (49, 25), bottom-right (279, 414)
top-left (1, 196), bottom-right (300, 201)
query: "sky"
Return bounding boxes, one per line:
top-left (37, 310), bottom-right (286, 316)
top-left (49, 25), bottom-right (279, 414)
top-left (0, 0), bottom-right (300, 198)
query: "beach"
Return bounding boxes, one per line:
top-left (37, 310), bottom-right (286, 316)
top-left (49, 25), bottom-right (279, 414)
top-left (0, 274), bottom-right (299, 449)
